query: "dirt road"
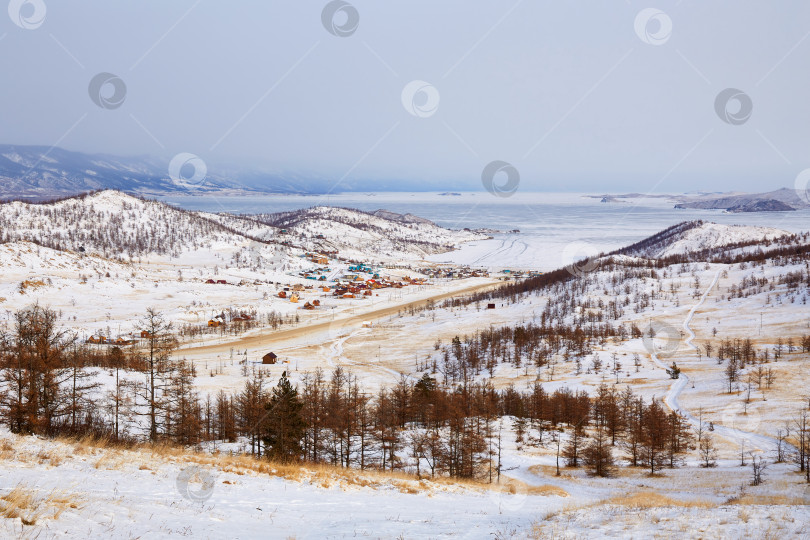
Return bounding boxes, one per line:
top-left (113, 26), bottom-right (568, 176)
top-left (178, 279), bottom-right (501, 356)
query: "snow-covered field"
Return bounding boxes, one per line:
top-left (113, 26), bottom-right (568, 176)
top-left (1, 195), bottom-right (809, 539)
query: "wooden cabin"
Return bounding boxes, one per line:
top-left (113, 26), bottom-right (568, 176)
top-left (262, 352), bottom-right (278, 365)
top-left (278, 291), bottom-right (287, 298)
top-left (208, 319), bottom-right (222, 328)
top-left (289, 293), bottom-right (299, 303)
top-left (487, 303), bottom-right (496, 309)
top-left (140, 330), bottom-right (153, 339)
top-left (312, 299), bottom-right (320, 306)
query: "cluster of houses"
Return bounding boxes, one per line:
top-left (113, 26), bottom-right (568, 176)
top-left (416, 266), bottom-right (490, 279)
top-left (86, 329), bottom-right (154, 346)
top-left (207, 313), bottom-right (253, 328)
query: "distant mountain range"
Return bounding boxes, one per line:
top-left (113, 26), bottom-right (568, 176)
top-left (0, 145), bottom-right (455, 199)
top-left (672, 187), bottom-right (809, 212)
top-left (590, 188), bottom-right (809, 213)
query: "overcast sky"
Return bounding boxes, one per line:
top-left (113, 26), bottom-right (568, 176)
top-left (1, 1), bottom-right (809, 192)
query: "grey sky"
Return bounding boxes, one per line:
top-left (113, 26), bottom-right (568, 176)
top-left (1, 0), bottom-right (809, 192)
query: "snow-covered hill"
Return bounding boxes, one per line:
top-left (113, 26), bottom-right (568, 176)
top-left (0, 241), bottom-right (134, 276)
top-left (253, 206), bottom-right (489, 262)
top-left (0, 191), bottom-right (264, 260)
top-left (0, 191), bottom-right (485, 265)
top-left (616, 221), bottom-right (793, 259)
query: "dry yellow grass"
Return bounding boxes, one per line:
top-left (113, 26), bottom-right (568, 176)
top-left (36, 448), bottom-right (63, 467)
top-left (0, 484), bottom-right (82, 526)
top-left (605, 491), bottom-right (715, 509)
top-left (730, 494), bottom-right (810, 506)
top-left (18, 279), bottom-right (46, 294)
top-left (494, 477), bottom-right (569, 498)
top-left (46, 433), bottom-right (490, 495)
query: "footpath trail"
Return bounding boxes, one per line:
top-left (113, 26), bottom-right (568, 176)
top-left (651, 269), bottom-right (794, 455)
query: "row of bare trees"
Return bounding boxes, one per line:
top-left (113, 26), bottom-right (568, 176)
top-left (2, 305), bottom-right (808, 484)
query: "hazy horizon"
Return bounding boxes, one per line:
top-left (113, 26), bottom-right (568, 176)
top-left (2, 1), bottom-right (809, 194)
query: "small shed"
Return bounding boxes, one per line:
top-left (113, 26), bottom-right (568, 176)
top-left (487, 303), bottom-right (496, 309)
top-left (262, 352), bottom-right (278, 365)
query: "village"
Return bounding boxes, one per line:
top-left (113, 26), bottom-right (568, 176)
top-left (76, 245), bottom-right (528, 351)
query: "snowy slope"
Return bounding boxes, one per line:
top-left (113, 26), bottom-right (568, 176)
top-left (616, 221), bottom-right (792, 259)
top-left (256, 206), bottom-right (489, 262)
top-left (0, 192), bottom-right (482, 264)
top-left (656, 223), bottom-right (790, 258)
top-left (0, 191), bottom-right (258, 259)
top-left (0, 241), bottom-right (134, 275)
